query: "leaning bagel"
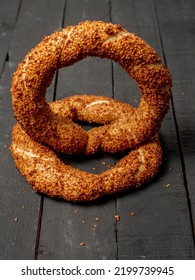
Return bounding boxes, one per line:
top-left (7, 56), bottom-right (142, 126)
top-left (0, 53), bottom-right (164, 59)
top-left (49, 94), bottom-right (136, 154)
top-left (11, 20), bottom-right (172, 155)
top-left (10, 96), bottom-right (162, 201)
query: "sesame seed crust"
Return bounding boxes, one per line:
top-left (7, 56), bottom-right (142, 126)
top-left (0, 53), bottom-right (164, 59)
top-left (10, 121), bottom-right (162, 202)
top-left (10, 95), bottom-right (163, 201)
top-left (11, 20), bottom-right (172, 154)
top-left (10, 20), bottom-right (172, 201)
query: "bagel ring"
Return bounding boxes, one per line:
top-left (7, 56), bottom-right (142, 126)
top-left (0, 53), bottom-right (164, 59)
top-left (10, 95), bottom-right (163, 202)
top-left (11, 20), bottom-right (172, 155)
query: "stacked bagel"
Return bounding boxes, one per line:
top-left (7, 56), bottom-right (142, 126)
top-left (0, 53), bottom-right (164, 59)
top-left (10, 21), bottom-right (172, 201)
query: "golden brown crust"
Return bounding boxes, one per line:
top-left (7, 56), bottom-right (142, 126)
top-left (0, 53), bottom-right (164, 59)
top-left (10, 20), bottom-right (171, 201)
top-left (11, 20), bottom-right (172, 154)
top-left (49, 94), bottom-right (136, 154)
top-left (10, 121), bottom-right (162, 202)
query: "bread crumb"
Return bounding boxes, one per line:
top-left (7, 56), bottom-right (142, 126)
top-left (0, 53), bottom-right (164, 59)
top-left (92, 224), bottom-right (97, 230)
top-left (130, 212), bottom-right (135, 217)
top-left (80, 242), bottom-right (85, 246)
top-left (115, 215), bottom-right (120, 221)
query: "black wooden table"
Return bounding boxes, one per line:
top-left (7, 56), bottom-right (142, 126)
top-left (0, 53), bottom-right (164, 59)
top-left (0, 0), bottom-right (195, 260)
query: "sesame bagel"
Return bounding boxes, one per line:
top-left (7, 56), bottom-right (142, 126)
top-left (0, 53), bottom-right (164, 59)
top-left (11, 20), bottom-right (172, 154)
top-left (10, 96), bottom-right (163, 201)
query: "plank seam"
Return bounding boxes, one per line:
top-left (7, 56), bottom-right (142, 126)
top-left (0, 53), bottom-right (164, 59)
top-left (169, 100), bottom-right (195, 246)
top-left (0, 0), bottom-right (23, 77)
top-left (114, 198), bottom-right (119, 260)
top-left (109, 0), bottom-right (119, 260)
top-left (154, 0), bottom-right (195, 247)
top-left (34, 196), bottom-right (44, 260)
top-left (15, 0), bottom-right (23, 25)
top-left (53, 0), bottom-right (68, 102)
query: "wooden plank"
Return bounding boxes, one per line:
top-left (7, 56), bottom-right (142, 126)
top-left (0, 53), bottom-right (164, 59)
top-left (0, 0), bottom-right (21, 75)
top-left (0, 62), bottom-right (41, 259)
top-left (0, 0), bottom-right (66, 259)
top-left (1, 0), bottom-right (194, 260)
top-left (155, 0), bottom-right (195, 235)
top-left (111, 0), bottom-right (195, 259)
top-left (37, 0), bottom-right (118, 260)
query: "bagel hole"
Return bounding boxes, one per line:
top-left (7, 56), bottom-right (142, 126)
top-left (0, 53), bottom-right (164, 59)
top-left (113, 62), bottom-right (141, 108)
top-left (54, 57), bottom-right (141, 108)
top-left (50, 57), bottom-right (141, 173)
top-left (58, 150), bottom-right (129, 175)
top-left (74, 121), bottom-right (102, 131)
